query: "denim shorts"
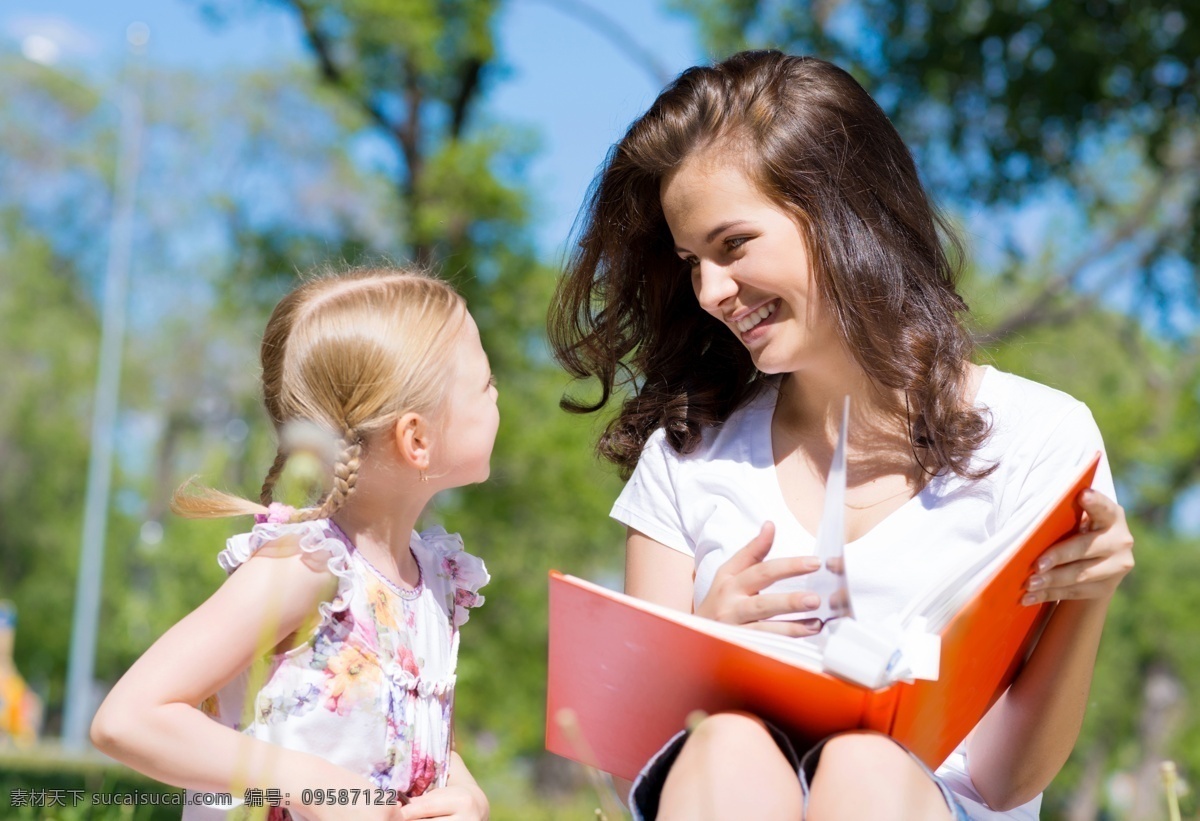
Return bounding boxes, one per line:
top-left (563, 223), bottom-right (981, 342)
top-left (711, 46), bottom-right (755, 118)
top-left (629, 724), bottom-right (971, 820)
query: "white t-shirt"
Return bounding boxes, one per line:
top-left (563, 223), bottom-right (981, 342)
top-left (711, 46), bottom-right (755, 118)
top-left (611, 366), bottom-right (1114, 820)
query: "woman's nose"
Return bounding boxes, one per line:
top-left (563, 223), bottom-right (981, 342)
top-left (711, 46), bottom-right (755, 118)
top-left (694, 259), bottom-right (738, 314)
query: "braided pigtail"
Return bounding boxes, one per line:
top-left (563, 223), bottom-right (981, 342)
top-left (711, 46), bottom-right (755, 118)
top-left (294, 427), bottom-right (363, 522)
top-left (259, 448), bottom-right (290, 506)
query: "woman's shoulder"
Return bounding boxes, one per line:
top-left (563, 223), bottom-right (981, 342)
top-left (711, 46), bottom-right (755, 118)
top-left (977, 366), bottom-right (1099, 442)
top-left (639, 385), bottom-right (775, 469)
top-left (975, 366), bottom-right (1109, 490)
top-left (978, 366), bottom-right (1091, 416)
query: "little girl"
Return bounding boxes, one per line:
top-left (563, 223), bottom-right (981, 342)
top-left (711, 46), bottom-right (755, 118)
top-left (92, 267), bottom-right (497, 821)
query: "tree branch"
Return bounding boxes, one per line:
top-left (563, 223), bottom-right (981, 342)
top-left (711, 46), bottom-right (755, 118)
top-left (450, 57), bottom-right (483, 140)
top-left (285, 0), bottom-right (406, 160)
top-left (975, 173), bottom-right (1182, 346)
top-left (521, 0), bottom-right (673, 87)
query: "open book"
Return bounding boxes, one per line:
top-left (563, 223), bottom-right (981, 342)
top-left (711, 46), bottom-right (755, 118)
top-left (545, 406), bottom-right (1101, 780)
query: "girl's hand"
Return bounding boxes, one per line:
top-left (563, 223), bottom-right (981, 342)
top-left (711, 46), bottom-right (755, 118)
top-left (694, 522), bottom-right (823, 636)
top-left (400, 785), bottom-right (488, 820)
top-left (1024, 488), bottom-right (1135, 605)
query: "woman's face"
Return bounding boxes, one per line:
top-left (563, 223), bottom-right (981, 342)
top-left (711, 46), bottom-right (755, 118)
top-left (660, 154), bottom-right (842, 376)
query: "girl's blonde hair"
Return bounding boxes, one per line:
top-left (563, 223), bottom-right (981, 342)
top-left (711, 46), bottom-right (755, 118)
top-left (172, 266), bottom-right (466, 522)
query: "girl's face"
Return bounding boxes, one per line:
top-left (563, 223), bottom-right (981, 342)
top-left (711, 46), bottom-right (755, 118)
top-left (437, 309), bottom-right (499, 486)
top-left (660, 154), bottom-right (842, 376)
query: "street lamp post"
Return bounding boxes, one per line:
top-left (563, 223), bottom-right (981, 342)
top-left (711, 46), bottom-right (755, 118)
top-left (61, 22), bottom-right (149, 752)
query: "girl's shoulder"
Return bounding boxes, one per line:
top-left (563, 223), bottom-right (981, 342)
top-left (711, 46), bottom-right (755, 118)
top-left (410, 527), bottom-right (490, 627)
top-left (219, 518), bottom-right (353, 577)
top-left (218, 518), bottom-right (356, 631)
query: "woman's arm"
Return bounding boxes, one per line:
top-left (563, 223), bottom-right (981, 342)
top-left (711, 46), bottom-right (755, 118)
top-left (625, 529), bottom-right (697, 611)
top-left (91, 546), bottom-right (398, 821)
top-left (608, 529), bottom-right (698, 801)
top-left (967, 488), bottom-right (1135, 810)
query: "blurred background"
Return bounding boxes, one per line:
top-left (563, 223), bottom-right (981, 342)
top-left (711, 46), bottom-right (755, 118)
top-left (0, 1), bottom-right (1197, 819)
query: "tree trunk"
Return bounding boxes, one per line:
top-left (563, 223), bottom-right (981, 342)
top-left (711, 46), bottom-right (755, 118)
top-left (1065, 744), bottom-right (1107, 821)
top-left (1128, 664), bottom-right (1186, 821)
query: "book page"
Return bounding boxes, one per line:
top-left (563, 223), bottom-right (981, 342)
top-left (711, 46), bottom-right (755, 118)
top-left (768, 396), bottom-right (853, 628)
top-left (808, 395), bottom-right (852, 626)
top-left (900, 457), bottom-right (1093, 631)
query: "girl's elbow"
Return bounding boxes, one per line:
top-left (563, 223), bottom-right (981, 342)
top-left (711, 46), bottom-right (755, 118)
top-left (90, 699), bottom-right (136, 758)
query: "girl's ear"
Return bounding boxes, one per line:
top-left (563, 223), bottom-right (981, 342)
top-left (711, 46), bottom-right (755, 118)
top-left (392, 412), bottom-right (431, 472)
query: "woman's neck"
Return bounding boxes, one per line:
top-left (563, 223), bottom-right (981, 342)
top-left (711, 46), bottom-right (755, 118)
top-left (775, 360), bottom-right (900, 445)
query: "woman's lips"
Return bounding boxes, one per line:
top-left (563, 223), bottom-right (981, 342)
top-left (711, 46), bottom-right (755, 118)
top-left (737, 299), bottom-right (781, 341)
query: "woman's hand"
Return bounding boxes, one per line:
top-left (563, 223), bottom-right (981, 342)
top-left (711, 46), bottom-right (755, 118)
top-left (1024, 488), bottom-right (1135, 606)
top-left (400, 785), bottom-right (488, 820)
top-left (694, 522), bottom-right (823, 636)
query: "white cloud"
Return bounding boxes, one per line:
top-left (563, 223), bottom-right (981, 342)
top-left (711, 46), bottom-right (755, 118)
top-left (3, 13), bottom-right (101, 61)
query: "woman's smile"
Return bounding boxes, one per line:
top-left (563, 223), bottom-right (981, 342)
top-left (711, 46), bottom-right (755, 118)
top-left (732, 298), bottom-right (780, 335)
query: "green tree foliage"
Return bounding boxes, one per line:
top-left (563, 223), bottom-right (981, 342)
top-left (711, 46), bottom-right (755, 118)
top-left (0, 213), bottom-right (103, 710)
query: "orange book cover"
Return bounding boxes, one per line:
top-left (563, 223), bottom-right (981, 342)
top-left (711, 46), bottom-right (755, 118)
top-left (545, 454), bottom-right (1100, 781)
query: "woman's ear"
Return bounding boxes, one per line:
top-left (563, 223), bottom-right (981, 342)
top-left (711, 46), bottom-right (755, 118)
top-left (392, 412), bottom-right (431, 472)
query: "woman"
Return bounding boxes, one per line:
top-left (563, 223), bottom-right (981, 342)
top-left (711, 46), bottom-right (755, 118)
top-left (550, 51), bottom-right (1133, 820)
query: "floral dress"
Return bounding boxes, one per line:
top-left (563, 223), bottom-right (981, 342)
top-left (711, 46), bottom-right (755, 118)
top-left (183, 519), bottom-right (488, 820)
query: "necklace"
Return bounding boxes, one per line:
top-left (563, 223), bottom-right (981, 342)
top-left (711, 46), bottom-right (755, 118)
top-left (328, 520), bottom-right (424, 600)
top-left (843, 483), bottom-right (918, 510)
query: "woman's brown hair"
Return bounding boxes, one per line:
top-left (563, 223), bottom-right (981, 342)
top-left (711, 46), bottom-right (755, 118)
top-left (549, 50), bottom-right (990, 480)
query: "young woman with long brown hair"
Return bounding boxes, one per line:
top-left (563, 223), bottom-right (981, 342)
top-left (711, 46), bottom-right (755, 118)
top-left (551, 51), bottom-right (1134, 820)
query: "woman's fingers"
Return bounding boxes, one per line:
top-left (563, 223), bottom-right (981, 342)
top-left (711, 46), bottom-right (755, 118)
top-left (720, 521), bottom-right (777, 578)
top-left (1077, 487), bottom-right (1121, 530)
top-left (737, 590), bottom-right (821, 622)
top-left (739, 555), bottom-right (820, 595)
top-left (699, 522), bottom-right (831, 627)
top-left (1026, 489), bottom-right (1134, 604)
top-left (747, 617), bottom-right (825, 638)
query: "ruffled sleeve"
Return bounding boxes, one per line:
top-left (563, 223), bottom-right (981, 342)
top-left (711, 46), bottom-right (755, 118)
top-left (218, 519), bottom-right (356, 630)
top-left (414, 526), bottom-right (489, 627)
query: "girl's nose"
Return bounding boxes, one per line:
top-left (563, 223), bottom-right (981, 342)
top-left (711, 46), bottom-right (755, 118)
top-left (694, 259), bottom-right (738, 314)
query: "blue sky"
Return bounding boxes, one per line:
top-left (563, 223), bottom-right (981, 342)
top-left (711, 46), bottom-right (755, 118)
top-left (0, 0), bottom-right (704, 254)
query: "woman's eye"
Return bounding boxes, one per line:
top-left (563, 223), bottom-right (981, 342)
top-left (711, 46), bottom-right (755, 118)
top-left (725, 236), bottom-right (749, 251)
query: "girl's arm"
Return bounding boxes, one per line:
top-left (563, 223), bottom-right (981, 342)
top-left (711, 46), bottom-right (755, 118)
top-left (91, 543), bottom-right (398, 821)
top-left (966, 489), bottom-right (1135, 810)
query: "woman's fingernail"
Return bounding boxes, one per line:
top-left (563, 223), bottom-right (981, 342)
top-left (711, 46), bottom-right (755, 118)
top-left (801, 595), bottom-right (821, 610)
top-left (1037, 556), bottom-right (1053, 572)
top-left (1027, 575), bottom-right (1045, 590)
top-left (1022, 594), bottom-right (1038, 606)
